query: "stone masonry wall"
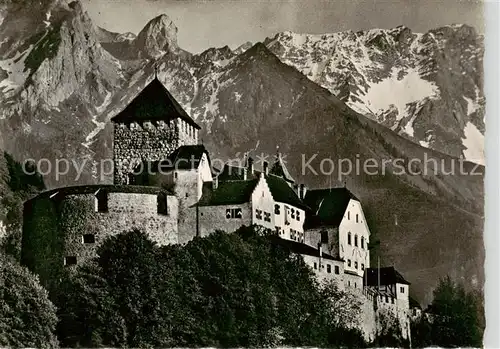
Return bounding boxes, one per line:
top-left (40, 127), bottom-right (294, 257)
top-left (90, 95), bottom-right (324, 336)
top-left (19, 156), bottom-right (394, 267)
top-left (198, 203), bottom-right (252, 237)
top-left (113, 120), bottom-right (179, 184)
top-left (22, 186), bottom-right (178, 291)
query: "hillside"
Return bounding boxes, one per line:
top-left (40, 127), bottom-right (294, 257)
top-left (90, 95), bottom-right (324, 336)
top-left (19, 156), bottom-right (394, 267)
top-left (0, 0), bottom-right (484, 305)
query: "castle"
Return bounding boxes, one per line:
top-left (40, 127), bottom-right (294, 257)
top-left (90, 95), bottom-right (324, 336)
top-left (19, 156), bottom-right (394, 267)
top-left (21, 75), bottom-right (413, 341)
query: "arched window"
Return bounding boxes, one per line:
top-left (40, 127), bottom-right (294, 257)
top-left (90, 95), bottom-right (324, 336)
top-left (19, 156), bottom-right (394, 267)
top-left (348, 211), bottom-right (350, 220)
top-left (354, 234), bottom-right (358, 247)
top-left (347, 232), bottom-right (352, 245)
top-left (361, 237), bottom-right (365, 249)
top-left (95, 189), bottom-right (108, 213)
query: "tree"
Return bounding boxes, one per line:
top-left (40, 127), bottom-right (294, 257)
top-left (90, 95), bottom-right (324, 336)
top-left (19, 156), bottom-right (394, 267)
top-left (0, 254), bottom-right (58, 348)
top-left (428, 276), bottom-right (482, 347)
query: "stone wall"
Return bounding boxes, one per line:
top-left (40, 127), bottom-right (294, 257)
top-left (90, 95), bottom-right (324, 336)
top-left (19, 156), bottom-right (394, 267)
top-left (302, 254), bottom-right (344, 288)
top-left (304, 226), bottom-right (340, 258)
top-left (113, 118), bottom-right (197, 185)
top-left (21, 185), bottom-right (178, 291)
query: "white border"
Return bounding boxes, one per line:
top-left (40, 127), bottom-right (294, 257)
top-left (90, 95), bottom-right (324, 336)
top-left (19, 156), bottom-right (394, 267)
top-left (484, 1), bottom-right (500, 347)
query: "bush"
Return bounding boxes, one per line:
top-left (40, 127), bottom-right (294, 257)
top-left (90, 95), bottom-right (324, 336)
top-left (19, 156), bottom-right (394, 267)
top-left (55, 226), bottom-right (366, 347)
top-left (0, 254), bottom-right (58, 348)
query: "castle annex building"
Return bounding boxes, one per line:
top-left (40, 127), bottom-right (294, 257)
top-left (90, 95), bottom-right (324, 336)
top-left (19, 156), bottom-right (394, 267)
top-left (21, 76), bottom-right (413, 341)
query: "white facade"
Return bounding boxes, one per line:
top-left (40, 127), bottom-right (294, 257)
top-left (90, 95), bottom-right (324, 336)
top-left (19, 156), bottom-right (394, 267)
top-left (273, 202), bottom-right (305, 242)
top-left (339, 199), bottom-right (371, 277)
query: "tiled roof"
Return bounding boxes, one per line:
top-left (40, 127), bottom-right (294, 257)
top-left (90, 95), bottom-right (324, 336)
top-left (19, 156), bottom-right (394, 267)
top-left (143, 145), bottom-right (209, 172)
top-left (269, 236), bottom-right (342, 262)
top-left (197, 179), bottom-right (259, 206)
top-left (303, 187), bottom-right (358, 228)
top-left (363, 267), bottom-right (411, 286)
top-left (111, 77), bottom-right (200, 129)
top-left (266, 174), bottom-right (309, 211)
top-left (269, 153), bottom-right (295, 183)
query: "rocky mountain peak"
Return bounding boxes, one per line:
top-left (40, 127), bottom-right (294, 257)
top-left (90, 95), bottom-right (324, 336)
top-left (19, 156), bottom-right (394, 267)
top-left (135, 13), bottom-right (178, 59)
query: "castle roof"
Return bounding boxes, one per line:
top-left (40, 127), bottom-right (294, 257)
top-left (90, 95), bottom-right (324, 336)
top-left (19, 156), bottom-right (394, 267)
top-left (269, 235), bottom-right (342, 262)
top-left (110, 77), bottom-right (200, 129)
top-left (269, 152), bottom-right (294, 183)
top-left (266, 174), bottom-right (309, 211)
top-left (24, 185), bottom-right (173, 204)
top-left (141, 145), bottom-right (209, 172)
top-left (363, 267), bottom-right (411, 286)
top-left (303, 187), bottom-right (358, 229)
top-left (197, 179), bottom-right (259, 206)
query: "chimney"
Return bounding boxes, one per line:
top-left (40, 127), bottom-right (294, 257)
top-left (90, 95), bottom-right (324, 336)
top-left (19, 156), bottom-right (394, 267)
top-left (299, 184), bottom-right (307, 199)
top-left (213, 176), bottom-right (218, 190)
top-left (263, 161), bottom-right (269, 175)
top-left (248, 157), bottom-right (254, 175)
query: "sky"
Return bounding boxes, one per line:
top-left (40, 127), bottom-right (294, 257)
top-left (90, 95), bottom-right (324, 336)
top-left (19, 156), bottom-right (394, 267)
top-left (82, 0), bottom-right (484, 54)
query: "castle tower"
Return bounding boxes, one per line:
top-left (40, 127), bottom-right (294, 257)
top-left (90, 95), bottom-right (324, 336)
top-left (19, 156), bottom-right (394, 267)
top-left (111, 77), bottom-right (201, 184)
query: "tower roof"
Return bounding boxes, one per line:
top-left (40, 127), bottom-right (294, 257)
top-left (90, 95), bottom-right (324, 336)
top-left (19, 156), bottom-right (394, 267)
top-left (303, 187), bottom-right (358, 228)
top-left (269, 152), bottom-right (295, 183)
top-left (111, 77), bottom-right (200, 129)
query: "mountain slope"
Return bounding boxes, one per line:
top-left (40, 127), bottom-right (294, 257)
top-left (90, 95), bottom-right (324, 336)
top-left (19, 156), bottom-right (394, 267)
top-left (263, 26), bottom-right (485, 164)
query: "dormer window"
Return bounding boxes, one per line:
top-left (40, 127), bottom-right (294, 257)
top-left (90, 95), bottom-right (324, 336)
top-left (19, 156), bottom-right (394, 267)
top-left (95, 190), bottom-right (108, 213)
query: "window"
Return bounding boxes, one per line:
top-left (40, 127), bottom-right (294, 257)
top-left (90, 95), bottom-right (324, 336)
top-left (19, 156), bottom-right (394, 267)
top-left (185, 193), bottom-right (189, 198)
top-left (356, 214), bottom-right (359, 223)
top-left (174, 172), bottom-right (178, 180)
top-left (361, 263), bottom-right (365, 271)
top-left (296, 210), bottom-right (300, 221)
top-left (347, 259), bottom-right (351, 267)
top-left (95, 190), bottom-right (108, 213)
top-left (226, 208), bottom-right (242, 219)
top-left (274, 204), bottom-right (280, 215)
top-left (400, 286), bottom-right (405, 293)
top-left (321, 230), bottom-right (329, 244)
top-left (348, 281), bottom-right (350, 287)
top-left (264, 211), bottom-right (271, 222)
top-left (256, 209), bottom-right (262, 220)
top-left (348, 211), bottom-right (350, 220)
top-left (298, 232), bottom-right (304, 243)
top-left (327, 264), bottom-right (331, 273)
top-left (355, 282), bottom-right (357, 288)
top-left (385, 296), bottom-right (389, 303)
top-left (391, 297), bottom-right (395, 304)
top-left (361, 237), bottom-right (365, 249)
top-left (275, 226), bottom-right (282, 235)
top-left (82, 234), bottom-right (95, 244)
top-left (290, 229), bottom-right (296, 240)
top-left (348, 232), bottom-right (352, 245)
top-left (291, 208), bottom-right (295, 219)
top-left (334, 265), bottom-right (340, 274)
top-left (64, 256), bottom-right (77, 266)
top-left (355, 234), bottom-right (358, 247)
top-left (354, 261), bottom-right (358, 269)
top-left (314, 262), bottom-right (317, 270)
top-left (157, 193), bottom-right (168, 215)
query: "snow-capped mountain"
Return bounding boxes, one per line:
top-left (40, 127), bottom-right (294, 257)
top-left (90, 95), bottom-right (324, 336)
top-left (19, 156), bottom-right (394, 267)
top-left (0, 0), bottom-right (485, 304)
top-left (263, 26), bottom-right (485, 164)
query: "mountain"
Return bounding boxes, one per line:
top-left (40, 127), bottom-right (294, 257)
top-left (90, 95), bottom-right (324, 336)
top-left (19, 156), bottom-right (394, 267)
top-left (263, 26), bottom-right (485, 164)
top-left (0, 0), bottom-right (484, 305)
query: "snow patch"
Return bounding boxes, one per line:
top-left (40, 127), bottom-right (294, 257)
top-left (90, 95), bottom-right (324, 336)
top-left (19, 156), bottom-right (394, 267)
top-left (358, 67), bottom-right (439, 120)
top-left (461, 121), bottom-right (484, 165)
top-left (0, 45), bottom-right (34, 93)
top-left (83, 91), bottom-right (113, 148)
